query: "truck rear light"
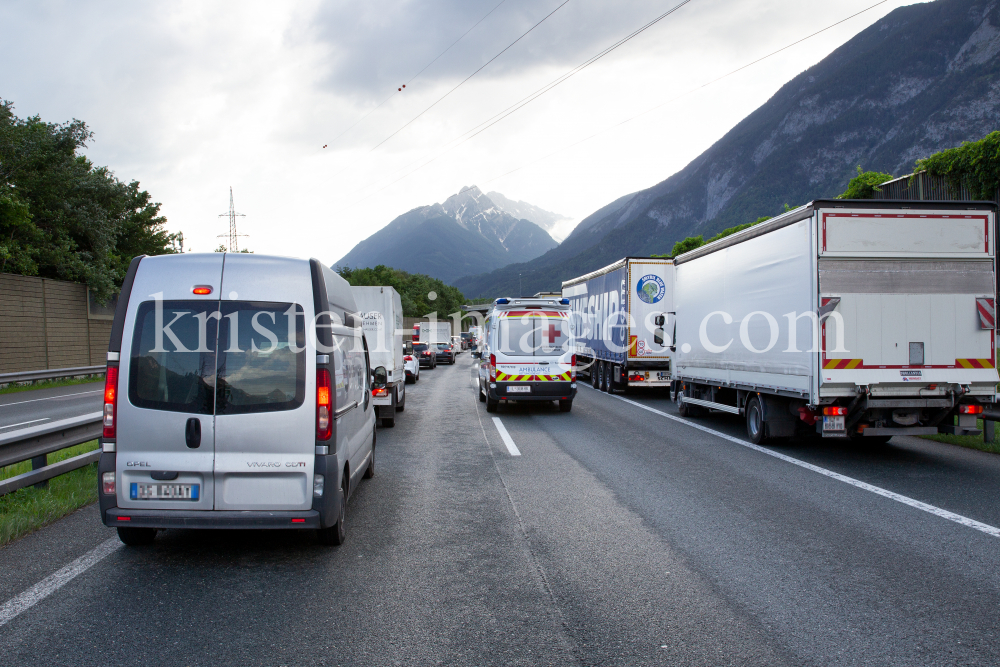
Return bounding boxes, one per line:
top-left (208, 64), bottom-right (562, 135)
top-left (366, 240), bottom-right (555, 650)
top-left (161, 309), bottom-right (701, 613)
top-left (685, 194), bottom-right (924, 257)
top-left (103, 365), bottom-right (119, 439)
top-left (372, 387), bottom-right (389, 397)
top-left (489, 354), bottom-right (497, 382)
top-left (571, 354), bottom-right (577, 381)
top-left (317, 368), bottom-right (332, 440)
top-left (102, 472), bottom-right (115, 495)
top-left (822, 406), bottom-right (847, 416)
top-left (959, 404), bottom-right (984, 414)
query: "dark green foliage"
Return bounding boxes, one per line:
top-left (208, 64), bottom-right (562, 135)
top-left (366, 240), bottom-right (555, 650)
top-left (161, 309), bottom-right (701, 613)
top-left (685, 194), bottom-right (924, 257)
top-left (0, 100), bottom-right (176, 301)
top-left (839, 166), bottom-right (894, 199)
top-left (917, 130), bottom-right (1000, 200)
top-left (337, 264), bottom-right (467, 317)
top-left (669, 236), bottom-right (704, 257)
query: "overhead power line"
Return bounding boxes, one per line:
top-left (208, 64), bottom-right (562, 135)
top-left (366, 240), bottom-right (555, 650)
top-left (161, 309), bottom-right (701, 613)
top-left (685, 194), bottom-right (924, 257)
top-left (324, 0), bottom-right (510, 149)
top-left (348, 0), bottom-right (890, 209)
top-left (367, 0), bottom-right (572, 153)
top-left (346, 0), bottom-right (696, 205)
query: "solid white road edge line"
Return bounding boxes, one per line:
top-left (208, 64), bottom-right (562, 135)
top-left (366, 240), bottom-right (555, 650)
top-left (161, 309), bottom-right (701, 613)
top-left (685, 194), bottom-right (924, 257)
top-left (0, 538), bottom-right (122, 627)
top-left (492, 417), bottom-right (522, 457)
top-left (0, 418), bottom-right (50, 431)
top-left (0, 389), bottom-right (103, 408)
top-left (599, 388), bottom-right (1000, 539)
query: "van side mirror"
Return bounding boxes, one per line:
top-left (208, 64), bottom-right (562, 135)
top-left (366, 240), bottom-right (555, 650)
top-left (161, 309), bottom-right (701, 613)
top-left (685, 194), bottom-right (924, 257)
top-left (373, 366), bottom-right (388, 387)
top-left (654, 314), bottom-right (665, 326)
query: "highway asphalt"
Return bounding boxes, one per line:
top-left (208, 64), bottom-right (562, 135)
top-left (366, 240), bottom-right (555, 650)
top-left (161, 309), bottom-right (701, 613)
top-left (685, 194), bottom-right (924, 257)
top-left (1, 355), bottom-right (998, 665)
top-left (0, 381), bottom-right (104, 433)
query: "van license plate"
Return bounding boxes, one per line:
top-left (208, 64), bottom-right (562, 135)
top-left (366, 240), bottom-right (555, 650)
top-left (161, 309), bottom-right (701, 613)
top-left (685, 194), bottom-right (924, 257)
top-left (823, 416), bottom-right (845, 432)
top-left (130, 483), bottom-right (199, 500)
top-left (507, 385), bottom-right (531, 393)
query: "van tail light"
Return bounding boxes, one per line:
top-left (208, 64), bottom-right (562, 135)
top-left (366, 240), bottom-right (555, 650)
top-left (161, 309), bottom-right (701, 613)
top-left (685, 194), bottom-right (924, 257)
top-left (102, 472), bottom-right (116, 495)
top-left (822, 406), bottom-right (847, 416)
top-left (103, 365), bottom-right (119, 439)
top-left (489, 354), bottom-right (497, 382)
top-left (959, 404), bottom-right (984, 415)
top-left (570, 354), bottom-right (577, 381)
top-left (317, 368), bottom-right (332, 440)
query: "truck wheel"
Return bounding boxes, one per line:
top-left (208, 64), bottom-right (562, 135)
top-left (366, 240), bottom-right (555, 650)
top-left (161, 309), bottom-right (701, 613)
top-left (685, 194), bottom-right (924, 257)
top-left (559, 399), bottom-right (573, 413)
top-left (486, 396), bottom-right (498, 413)
top-left (591, 363), bottom-right (600, 389)
top-left (603, 362), bottom-right (614, 394)
top-left (746, 395), bottom-right (767, 444)
top-left (382, 417), bottom-right (395, 428)
top-left (117, 527), bottom-right (156, 546)
top-left (317, 483), bottom-right (346, 545)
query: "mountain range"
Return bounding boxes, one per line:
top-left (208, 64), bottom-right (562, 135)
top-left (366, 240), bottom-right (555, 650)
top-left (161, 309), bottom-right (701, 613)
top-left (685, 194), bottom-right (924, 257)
top-left (334, 187), bottom-right (561, 283)
top-left (454, 0), bottom-right (1000, 298)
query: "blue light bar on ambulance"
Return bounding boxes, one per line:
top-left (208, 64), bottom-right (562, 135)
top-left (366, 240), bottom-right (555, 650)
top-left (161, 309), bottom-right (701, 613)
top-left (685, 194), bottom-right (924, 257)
top-left (495, 298), bottom-right (510, 305)
top-left (560, 298), bottom-right (570, 305)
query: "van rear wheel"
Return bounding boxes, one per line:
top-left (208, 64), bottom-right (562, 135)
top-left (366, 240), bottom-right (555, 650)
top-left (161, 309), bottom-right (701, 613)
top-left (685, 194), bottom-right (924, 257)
top-left (317, 484), bottom-right (346, 546)
top-left (117, 527), bottom-right (156, 546)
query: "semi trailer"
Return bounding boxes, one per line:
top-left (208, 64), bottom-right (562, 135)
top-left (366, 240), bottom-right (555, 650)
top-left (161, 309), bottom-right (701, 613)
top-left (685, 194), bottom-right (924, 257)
top-left (671, 199), bottom-right (998, 443)
top-left (562, 257), bottom-right (674, 393)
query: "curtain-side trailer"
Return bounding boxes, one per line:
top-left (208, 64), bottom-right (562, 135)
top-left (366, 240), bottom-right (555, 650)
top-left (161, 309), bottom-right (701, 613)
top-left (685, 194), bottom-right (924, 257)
top-left (672, 199), bottom-right (998, 444)
top-left (562, 257), bottom-right (675, 393)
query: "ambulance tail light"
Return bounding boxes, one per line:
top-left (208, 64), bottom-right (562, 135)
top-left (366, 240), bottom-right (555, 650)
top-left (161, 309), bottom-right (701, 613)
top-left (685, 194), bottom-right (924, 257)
top-left (489, 354), bottom-right (497, 382)
top-left (570, 354), bottom-right (576, 381)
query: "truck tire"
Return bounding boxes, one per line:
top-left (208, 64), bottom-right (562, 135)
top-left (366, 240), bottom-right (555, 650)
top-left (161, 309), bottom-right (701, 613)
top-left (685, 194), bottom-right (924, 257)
top-left (677, 399), bottom-right (700, 418)
top-left (381, 417), bottom-right (395, 428)
top-left (317, 483), bottom-right (346, 545)
top-left (746, 395), bottom-right (767, 444)
top-left (603, 362), bottom-right (614, 394)
top-left (117, 527), bottom-right (156, 546)
top-left (591, 362), bottom-right (600, 389)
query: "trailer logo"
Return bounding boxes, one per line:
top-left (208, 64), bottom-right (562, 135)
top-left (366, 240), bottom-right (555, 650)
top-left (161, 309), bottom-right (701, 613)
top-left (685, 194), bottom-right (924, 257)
top-left (636, 275), bottom-right (665, 304)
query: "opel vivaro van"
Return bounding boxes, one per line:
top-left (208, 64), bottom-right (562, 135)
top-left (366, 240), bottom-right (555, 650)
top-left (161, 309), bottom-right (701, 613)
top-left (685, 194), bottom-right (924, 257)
top-left (98, 253), bottom-right (377, 546)
top-left (478, 297), bottom-right (577, 412)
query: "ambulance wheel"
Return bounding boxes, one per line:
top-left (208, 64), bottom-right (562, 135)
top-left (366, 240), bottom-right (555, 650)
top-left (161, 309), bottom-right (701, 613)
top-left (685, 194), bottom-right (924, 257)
top-left (117, 527), bottom-right (156, 546)
top-left (746, 395), bottom-right (768, 444)
top-left (559, 399), bottom-right (573, 413)
top-left (479, 382), bottom-right (486, 402)
top-left (486, 395), bottom-right (498, 413)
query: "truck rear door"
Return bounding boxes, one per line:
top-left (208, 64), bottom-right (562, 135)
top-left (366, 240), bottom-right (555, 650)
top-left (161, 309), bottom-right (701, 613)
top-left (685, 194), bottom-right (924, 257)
top-left (820, 208), bottom-right (998, 390)
top-left (213, 256), bottom-right (314, 511)
top-left (116, 255), bottom-right (222, 511)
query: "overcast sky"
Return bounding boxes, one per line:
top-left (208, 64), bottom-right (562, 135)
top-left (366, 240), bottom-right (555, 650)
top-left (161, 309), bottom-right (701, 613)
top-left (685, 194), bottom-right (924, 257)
top-left (1, 0), bottom-right (926, 259)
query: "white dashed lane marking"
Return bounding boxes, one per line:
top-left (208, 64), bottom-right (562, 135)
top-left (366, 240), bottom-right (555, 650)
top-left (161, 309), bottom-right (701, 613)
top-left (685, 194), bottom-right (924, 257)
top-left (492, 417), bottom-right (521, 457)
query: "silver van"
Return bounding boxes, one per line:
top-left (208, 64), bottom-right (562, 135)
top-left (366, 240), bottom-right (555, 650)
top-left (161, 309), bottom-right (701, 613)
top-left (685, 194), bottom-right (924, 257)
top-left (98, 253), bottom-right (377, 546)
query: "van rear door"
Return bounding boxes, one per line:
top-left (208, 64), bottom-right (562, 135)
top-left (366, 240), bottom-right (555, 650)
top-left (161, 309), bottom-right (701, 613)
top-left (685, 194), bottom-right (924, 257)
top-left (116, 255), bottom-right (223, 511)
top-left (213, 255), bottom-right (314, 511)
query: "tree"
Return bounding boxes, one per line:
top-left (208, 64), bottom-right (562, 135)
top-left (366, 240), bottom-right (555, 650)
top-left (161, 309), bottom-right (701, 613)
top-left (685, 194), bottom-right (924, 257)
top-left (337, 265), bottom-right (467, 317)
top-left (838, 165), bottom-right (893, 199)
top-left (917, 131), bottom-right (1000, 201)
top-left (0, 100), bottom-right (177, 301)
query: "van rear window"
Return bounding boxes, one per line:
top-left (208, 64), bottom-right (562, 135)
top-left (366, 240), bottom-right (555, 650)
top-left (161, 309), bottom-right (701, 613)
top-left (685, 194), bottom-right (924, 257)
top-left (128, 301), bottom-right (217, 414)
top-left (216, 302), bottom-right (305, 414)
top-left (499, 313), bottom-right (569, 357)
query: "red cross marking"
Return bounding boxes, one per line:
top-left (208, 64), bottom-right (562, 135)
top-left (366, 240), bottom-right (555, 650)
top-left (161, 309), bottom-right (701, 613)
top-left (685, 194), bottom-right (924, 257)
top-left (544, 323), bottom-right (562, 344)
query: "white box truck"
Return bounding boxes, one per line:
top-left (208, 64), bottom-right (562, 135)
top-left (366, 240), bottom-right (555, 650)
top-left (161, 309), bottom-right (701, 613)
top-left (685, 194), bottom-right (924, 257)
top-left (418, 321), bottom-right (452, 345)
top-left (562, 257), bottom-right (674, 393)
top-left (352, 286), bottom-right (405, 428)
top-left (672, 199), bottom-right (998, 444)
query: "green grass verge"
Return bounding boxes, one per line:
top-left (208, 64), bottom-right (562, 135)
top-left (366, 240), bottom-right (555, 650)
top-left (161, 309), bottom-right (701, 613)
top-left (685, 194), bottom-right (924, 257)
top-left (922, 419), bottom-right (1000, 455)
top-left (0, 376), bottom-right (103, 396)
top-left (0, 440), bottom-right (99, 547)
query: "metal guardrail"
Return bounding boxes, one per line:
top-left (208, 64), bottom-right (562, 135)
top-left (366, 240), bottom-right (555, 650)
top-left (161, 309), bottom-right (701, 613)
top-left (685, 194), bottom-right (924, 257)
top-left (0, 413), bottom-right (103, 496)
top-left (0, 365), bottom-right (105, 386)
